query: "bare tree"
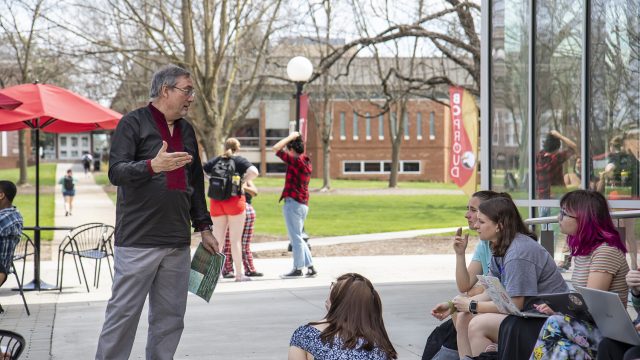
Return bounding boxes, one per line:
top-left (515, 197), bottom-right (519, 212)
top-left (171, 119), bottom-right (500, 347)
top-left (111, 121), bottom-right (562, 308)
top-left (305, 0), bottom-right (335, 191)
top-left (48, 0), bottom-right (286, 158)
top-left (312, 0), bottom-right (479, 187)
top-left (0, 0), bottom-right (74, 184)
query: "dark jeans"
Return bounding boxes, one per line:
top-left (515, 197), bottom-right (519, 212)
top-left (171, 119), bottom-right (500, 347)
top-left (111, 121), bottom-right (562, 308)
top-left (597, 338), bottom-right (640, 360)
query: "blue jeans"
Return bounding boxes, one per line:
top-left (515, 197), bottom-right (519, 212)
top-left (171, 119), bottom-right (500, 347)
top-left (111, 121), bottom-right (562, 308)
top-left (283, 198), bottom-right (313, 269)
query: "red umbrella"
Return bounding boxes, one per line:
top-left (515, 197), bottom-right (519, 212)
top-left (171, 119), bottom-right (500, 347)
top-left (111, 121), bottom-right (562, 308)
top-left (0, 83), bottom-right (120, 132)
top-left (0, 92), bottom-right (22, 110)
top-left (0, 83), bottom-right (121, 290)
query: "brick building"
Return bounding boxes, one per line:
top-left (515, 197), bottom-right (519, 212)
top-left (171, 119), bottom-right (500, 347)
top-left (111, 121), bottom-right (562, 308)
top-left (305, 99), bottom-right (449, 181)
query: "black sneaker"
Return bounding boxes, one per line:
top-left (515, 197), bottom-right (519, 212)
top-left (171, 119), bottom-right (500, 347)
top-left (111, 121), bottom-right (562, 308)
top-left (280, 269), bottom-right (303, 279)
top-left (305, 266), bottom-right (317, 278)
top-left (245, 271), bottom-right (264, 277)
top-left (222, 272), bottom-right (235, 279)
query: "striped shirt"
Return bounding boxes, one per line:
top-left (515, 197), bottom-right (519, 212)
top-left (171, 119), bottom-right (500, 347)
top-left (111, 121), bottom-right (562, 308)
top-left (572, 243), bottom-right (629, 304)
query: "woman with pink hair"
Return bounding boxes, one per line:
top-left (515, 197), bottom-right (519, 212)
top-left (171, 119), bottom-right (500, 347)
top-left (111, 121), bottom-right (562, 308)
top-left (529, 190), bottom-right (629, 359)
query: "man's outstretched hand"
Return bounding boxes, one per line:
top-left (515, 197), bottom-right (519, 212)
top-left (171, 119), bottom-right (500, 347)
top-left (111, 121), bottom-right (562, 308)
top-left (150, 141), bottom-right (193, 173)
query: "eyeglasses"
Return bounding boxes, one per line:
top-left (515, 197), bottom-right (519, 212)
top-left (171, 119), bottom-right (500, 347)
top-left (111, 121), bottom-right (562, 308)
top-left (171, 86), bottom-right (196, 97)
top-left (559, 209), bottom-right (576, 221)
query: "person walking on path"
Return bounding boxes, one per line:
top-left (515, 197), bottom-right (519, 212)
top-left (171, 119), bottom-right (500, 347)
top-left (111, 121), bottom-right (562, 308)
top-left (81, 152), bottom-right (93, 176)
top-left (96, 64), bottom-right (218, 360)
top-left (58, 169), bottom-right (76, 216)
top-left (221, 180), bottom-right (263, 278)
top-left (273, 132), bottom-right (316, 279)
top-left (203, 138), bottom-right (258, 282)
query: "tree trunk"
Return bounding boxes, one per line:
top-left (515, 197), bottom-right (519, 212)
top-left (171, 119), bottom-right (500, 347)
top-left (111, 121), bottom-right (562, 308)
top-left (322, 139), bottom-right (331, 190)
top-left (18, 130), bottom-right (28, 185)
top-left (388, 105), bottom-right (406, 188)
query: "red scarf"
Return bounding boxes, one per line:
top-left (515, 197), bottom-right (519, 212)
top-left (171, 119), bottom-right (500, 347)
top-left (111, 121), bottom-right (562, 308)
top-left (148, 103), bottom-right (186, 191)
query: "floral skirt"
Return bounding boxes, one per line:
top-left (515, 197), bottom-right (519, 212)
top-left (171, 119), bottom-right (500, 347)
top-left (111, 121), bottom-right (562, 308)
top-left (530, 314), bottom-right (602, 360)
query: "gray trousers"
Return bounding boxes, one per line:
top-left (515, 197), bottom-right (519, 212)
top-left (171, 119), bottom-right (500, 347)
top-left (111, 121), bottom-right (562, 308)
top-left (96, 246), bottom-right (190, 360)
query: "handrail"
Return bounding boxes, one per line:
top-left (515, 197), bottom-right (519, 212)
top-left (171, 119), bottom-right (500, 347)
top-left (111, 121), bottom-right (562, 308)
top-left (524, 210), bottom-right (640, 226)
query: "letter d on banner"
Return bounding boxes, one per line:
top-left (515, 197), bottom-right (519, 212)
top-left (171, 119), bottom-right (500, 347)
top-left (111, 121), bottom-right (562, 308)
top-left (448, 86), bottom-right (478, 197)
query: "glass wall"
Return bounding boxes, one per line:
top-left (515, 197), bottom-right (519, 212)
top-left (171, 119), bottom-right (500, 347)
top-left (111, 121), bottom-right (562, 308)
top-left (491, 0), bottom-right (529, 199)
top-left (590, 0), bottom-right (640, 201)
top-left (488, 0), bottom-right (640, 206)
top-left (485, 0), bottom-right (640, 262)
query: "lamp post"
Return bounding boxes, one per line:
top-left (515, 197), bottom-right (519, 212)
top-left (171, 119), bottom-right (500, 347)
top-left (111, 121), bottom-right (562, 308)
top-left (286, 56), bottom-right (313, 131)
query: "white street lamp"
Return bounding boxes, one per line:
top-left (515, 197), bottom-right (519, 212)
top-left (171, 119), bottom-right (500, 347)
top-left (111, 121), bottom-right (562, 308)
top-left (287, 56), bottom-right (313, 131)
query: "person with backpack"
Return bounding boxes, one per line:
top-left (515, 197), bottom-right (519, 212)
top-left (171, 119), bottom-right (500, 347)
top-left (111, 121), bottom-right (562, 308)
top-left (58, 169), bottom-right (76, 216)
top-left (203, 138), bottom-right (258, 282)
top-left (81, 152), bottom-right (93, 176)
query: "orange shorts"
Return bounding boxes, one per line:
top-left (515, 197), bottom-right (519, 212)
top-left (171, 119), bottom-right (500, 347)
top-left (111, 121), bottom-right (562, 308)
top-left (210, 196), bottom-right (246, 217)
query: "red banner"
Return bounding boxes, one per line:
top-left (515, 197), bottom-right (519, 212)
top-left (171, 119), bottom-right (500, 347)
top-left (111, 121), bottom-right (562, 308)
top-left (449, 87), bottom-right (478, 195)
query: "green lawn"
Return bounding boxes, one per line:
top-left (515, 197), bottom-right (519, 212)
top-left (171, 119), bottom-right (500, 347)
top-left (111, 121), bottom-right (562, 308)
top-left (0, 164), bottom-right (57, 240)
top-left (96, 171), bottom-right (468, 236)
top-left (254, 177), bottom-right (459, 190)
top-left (0, 163), bottom-right (57, 186)
top-left (252, 193), bottom-right (467, 236)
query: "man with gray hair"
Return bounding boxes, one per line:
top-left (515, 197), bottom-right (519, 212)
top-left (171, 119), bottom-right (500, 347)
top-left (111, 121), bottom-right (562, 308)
top-left (96, 64), bottom-right (218, 359)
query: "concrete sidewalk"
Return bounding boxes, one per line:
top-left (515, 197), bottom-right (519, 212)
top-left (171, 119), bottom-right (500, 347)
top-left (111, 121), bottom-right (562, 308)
top-left (0, 165), bottom-right (466, 359)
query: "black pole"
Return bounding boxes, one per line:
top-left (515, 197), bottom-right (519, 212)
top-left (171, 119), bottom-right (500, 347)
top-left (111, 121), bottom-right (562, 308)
top-left (295, 82), bottom-right (303, 131)
top-left (21, 124), bottom-right (57, 291)
top-left (34, 126), bottom-right (40, 290)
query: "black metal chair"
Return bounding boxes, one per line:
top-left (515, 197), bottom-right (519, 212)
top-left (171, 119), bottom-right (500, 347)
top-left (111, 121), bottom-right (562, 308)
top-left (57, 223), bottom-right (114, 292)
top-left (8, 233), bottom-right (33, 316)
top-left (0, 330), bottom-right (25, 359)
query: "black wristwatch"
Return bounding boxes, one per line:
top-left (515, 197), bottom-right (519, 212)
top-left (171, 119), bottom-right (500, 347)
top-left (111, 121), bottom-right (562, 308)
top-left (469, 300), bottom-right (478, 314)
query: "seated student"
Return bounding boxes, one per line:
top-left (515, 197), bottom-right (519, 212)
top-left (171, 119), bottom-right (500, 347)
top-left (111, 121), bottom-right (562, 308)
top-left (424, 191), bottom-right (510, 360)
top-left (528, 190), bottom-right (629, 360)
top-left (450, 197), bottom-right (569, 358)
top-left (596, 269), bottom-right (640, 360)
top-left (0, 181), bottom-right (24, 312)
top-left (288, 273), bottom-right (397, 360)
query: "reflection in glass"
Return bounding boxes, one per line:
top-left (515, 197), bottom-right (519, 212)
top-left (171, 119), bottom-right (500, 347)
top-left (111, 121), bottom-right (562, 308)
top-left (491, 0), bottom-right (529, 198)
top-left (534, 0), bottom-right (582, 200)
top-left (590, 0), bottom-right (640, 201)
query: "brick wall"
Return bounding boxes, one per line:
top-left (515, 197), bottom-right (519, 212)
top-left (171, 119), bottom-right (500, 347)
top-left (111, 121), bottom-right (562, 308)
top-left (306, 99), bottom-right (448, 181)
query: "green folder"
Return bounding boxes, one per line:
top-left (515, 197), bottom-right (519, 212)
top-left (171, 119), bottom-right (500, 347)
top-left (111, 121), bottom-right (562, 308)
top-left (188, 244), bottom-right (225, 302)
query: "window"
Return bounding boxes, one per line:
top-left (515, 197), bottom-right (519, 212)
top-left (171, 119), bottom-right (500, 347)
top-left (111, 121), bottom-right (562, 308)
top-left (417, 113), bottom-right (423, 140)
top-left (402, 161), bottom-right (420, 173)
top-left (364, 162), bottom-right (380, 172)
top-left (60, 150), bottom-right (68, 158)
top-left (378, 114), bottom-right (384, 140)
top-left (81, 137), bottom-right (89, 147)
top-left (342, 160), bottom-right (420, 174)
top-left (60, 137), bottom-right (67, 147)
top-left (266, 129), bottom-right (289, 146)
top-left (365, 113), bottom-right (371, 140)
top-left (403, 112), bottom-right (410, 139)
top-left (71, 150), bottom-right (79, 158)
top-left (266, 163), bottom-right (286, 173)
top-left (429, 112), bottom-right (436, 140)
top-left (344, 162), bottom-right (362, 173)
top-left (340, 112), bottom-right (346, 140)
top-left (353, 112), bottom-right (359, 140)
top-left (71, 137), bottom-right (78, 147)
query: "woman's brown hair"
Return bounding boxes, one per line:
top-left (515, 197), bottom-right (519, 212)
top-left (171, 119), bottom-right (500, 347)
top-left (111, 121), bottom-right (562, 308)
top-left (222, 138), bottom-right (240, 158)
top-left (478, 197), bottom-right (536, 256)
top-left (310, 273), bottom-right (397, 359)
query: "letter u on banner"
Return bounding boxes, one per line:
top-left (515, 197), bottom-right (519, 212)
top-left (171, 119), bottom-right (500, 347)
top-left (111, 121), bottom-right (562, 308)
top-left (448, 86), bottom-right (478, 197)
